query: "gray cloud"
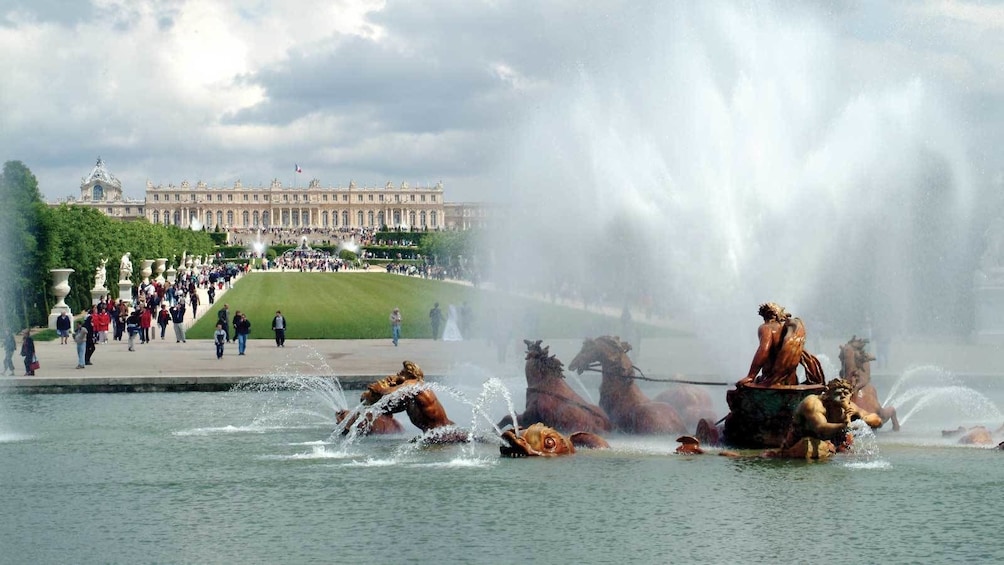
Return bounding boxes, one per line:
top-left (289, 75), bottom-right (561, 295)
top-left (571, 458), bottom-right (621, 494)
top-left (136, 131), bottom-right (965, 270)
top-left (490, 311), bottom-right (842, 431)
top-left (0, 0), bottom-right (1000, 209)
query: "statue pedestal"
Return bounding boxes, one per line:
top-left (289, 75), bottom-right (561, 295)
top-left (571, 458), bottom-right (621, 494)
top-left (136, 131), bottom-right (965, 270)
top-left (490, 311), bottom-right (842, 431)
top-left (722, 383), bottom-right (824, 449)
top-left (974, 285), bottom-right (1004, 343)
top-left (118, 280), bottom-right (133, 305)
top-left (91, 288), bottom-right (108, 305)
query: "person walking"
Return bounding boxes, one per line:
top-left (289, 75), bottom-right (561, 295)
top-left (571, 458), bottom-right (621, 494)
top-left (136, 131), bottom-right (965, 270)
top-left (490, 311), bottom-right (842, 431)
top-left (271, 310), bottom-right (286, 347)
top-left (20, 329), bottom-right (36, 376)
top-left (156, 304), bottom-right (171, 340)
top-left (3, 328), bottom-right (16, 376)
top-left (113, 300), bottom-right (127, 341)
top-left (217, 304), bottom-right (231, 343)
top-left (73, 320), bottom-right (88, 369)
top-left (94, 305), bottom-right (111, 344)
top-left (390, 307), bottom-right (402, 347)
top-left (214, 323), bottom-right (226, 359)
top-left (170, 302), bottom-right (187, 343)
top-left (190, 291), bottom-right (200, 318)
top-left (126, 309), bottom-right (141, 351)
top-left (83, 312), bottom-right (96, 366)
top-left (429, 302), bottom-right (442, 340)
top-left (140, 306), bottom-right (152, 344)
top-left (459, 301), bottom-right (473, 339)
top-left (234, 311), bottom-right (251, 355)
top-left (56, 312), bottom-right (71, 344)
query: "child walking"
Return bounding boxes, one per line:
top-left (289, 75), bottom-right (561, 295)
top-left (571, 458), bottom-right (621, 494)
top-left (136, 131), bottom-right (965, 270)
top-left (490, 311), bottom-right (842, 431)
top-left (214, 323), bottom-right (226, 359)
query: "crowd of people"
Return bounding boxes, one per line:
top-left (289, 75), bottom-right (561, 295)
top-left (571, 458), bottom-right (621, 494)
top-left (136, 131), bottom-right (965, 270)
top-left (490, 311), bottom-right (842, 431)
top-left (226, 226), bottom-right (381, 248)
top-left (6, 261), bottom-right (258, 374)
top-left (8, 242), bottom-right (493, 376)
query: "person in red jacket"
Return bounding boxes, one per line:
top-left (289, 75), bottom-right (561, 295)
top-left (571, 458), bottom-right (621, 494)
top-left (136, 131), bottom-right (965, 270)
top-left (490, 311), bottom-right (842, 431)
top-left (140, 306), bottom-right (153, 344)
top-left (94, 304), bottom-right (111, 344)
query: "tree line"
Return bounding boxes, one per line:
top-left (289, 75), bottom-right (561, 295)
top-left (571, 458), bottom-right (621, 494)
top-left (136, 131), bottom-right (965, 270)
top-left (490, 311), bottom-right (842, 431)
top-left (0, 160), bottom-right (215, 329)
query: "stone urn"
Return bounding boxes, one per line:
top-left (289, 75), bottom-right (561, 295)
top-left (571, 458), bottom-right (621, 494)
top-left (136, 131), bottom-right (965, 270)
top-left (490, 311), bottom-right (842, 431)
top-left (141, 259), bottom-right (154, 284)
top-left (48, 268), bottom-right (74, 328)
top-left (155, 258), bottom-right (167, 283)
top-left (165, 265), bottom-right (177, 284)
top-left (50, 269), bottom-right (74, 312)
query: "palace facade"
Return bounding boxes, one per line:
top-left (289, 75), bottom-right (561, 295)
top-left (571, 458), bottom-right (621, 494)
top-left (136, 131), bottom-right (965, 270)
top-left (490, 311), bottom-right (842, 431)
top-left (52, 159), bottom-right (503, 231)
top-left (145, 177), bottom-right (445, 231)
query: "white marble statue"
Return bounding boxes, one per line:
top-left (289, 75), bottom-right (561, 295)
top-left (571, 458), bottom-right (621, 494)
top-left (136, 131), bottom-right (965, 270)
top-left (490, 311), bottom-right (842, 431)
top-left (94, 258), bottom-right (108, 290)
top-left (119, 252), bottom-right (133, 281)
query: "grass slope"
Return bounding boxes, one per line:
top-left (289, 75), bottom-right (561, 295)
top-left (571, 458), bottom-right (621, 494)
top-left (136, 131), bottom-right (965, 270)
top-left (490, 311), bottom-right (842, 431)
top-left (188, 272), bottom-right (685, 340)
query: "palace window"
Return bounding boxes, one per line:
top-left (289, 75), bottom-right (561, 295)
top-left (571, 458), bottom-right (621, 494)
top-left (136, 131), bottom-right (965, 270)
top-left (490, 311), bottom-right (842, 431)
top-left (284, 195), bottom-right (289, 202)
top-left (323, 194), bottom-right (328, 202)
top-left (410, 194), bottom-right (415, 202)
top-left (153, 210), bottom-right (160, 223)
top-left (357, 211), bottom-right (364, 225)
top-left (227, 194), bottom-right (233, 202)
top-left (175, 194), bottom-right (180, 201)
top-left (430, 211), bottom-right (437, 227)
top-left (421, 195), bottom-right (426, 202)
top-left (216, 194), bottom-right (222, 202)
top-left (343, 195), bottom-right (349, 202)
top-left (254, 194), bottom-right (259, 201)
top-left (293, 195), bottom-right (299, 202)
top-left (227, 211), bottom-right (234, 225)
top-left (357, 195), bottom-right (363, 202)
top-left (431, 195), bottom-right (437, 202)
top-left (153, 194), bottom-right (160, 202)
top-left (368, 194), bottom-right (374, 202)
top-left (343, 211), bottom-right (349, 226)
top-left (243, 194), bottom-right (248, 201)
top-left (379, 194), bottom-right (384, 202)
top-left (242, 211), bottom-right (249, 226)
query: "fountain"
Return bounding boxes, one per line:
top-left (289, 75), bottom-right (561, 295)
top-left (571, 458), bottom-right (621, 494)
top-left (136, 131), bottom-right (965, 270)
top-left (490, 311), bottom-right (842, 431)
top-left (4, 6), bottom-right (1004, 564)
top-left (490, 4), bottom-right (981, 378)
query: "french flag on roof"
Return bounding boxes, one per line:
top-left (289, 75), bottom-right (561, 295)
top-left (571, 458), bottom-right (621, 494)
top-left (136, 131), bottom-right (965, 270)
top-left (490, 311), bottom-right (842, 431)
top-left (295, 164), bottom-right (302, 173)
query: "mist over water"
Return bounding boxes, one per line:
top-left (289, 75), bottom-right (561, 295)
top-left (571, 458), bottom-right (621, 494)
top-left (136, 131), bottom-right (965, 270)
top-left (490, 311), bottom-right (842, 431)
top-left (490, 4), bottom-right (981, 375)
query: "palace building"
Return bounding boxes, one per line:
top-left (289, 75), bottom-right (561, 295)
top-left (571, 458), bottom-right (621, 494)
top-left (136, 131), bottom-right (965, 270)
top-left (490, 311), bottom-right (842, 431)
top-left (49, 158), bottom-right (147, 220)
top-left (145, 177), bottom-right (446, 231)
top-left (54, 158), bottom-right (477, 231)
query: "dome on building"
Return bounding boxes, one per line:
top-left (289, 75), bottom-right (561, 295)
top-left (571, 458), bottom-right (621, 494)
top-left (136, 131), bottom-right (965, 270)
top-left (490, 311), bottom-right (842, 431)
top-left (81, 157), bottom-right (123, 201)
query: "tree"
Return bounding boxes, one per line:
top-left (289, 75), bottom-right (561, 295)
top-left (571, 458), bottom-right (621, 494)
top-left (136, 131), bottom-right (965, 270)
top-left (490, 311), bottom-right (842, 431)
top-left (0, 161), bottom-right (53, 328)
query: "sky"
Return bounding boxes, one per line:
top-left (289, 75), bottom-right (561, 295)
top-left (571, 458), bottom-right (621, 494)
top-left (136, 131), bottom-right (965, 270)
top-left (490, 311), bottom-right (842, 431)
top-left (2, 0), bottom-right (1002, 204)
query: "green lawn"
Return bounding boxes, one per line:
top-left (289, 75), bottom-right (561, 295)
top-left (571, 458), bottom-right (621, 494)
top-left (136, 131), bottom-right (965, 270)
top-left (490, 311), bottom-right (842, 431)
top-left (188, 272), bottom-right (686, 340)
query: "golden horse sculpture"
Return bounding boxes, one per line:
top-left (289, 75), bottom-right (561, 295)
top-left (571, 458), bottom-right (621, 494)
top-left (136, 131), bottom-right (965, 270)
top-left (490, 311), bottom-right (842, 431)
top-left (654, 385), bottom-right (718, 433)
top-left (359, 361), bottom-right (467, 443)
top-left (838, 336), bottom-right (899, 431)
top-left (497, 340), bottom-right (611, 435)
top-left (568, 335), bottom-right (687, 435)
